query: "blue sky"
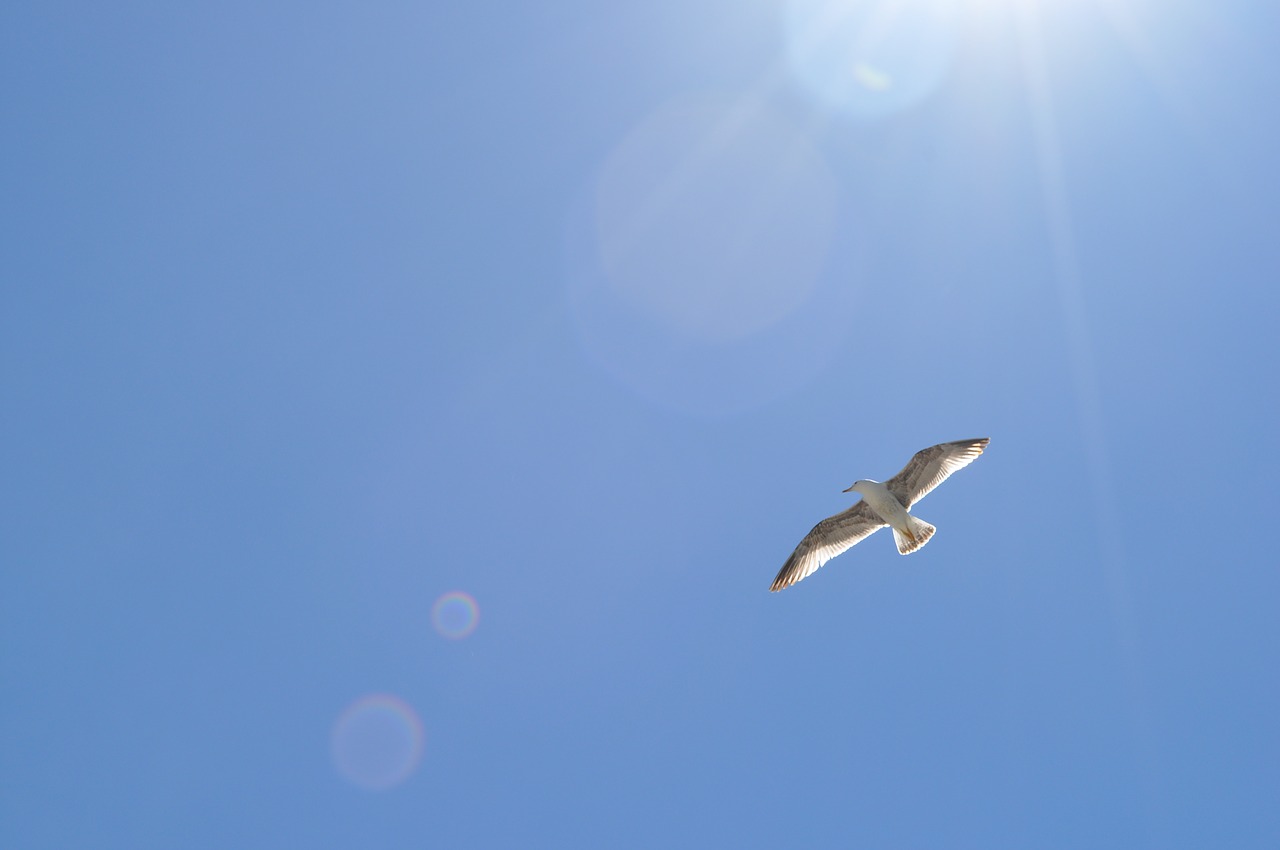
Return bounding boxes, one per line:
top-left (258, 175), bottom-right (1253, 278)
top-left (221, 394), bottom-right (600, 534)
top-left (3, 1), bottom-right (1278, 847)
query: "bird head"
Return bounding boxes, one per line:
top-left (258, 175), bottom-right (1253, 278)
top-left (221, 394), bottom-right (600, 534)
top-left (843, 480), bottom-right (869, 494)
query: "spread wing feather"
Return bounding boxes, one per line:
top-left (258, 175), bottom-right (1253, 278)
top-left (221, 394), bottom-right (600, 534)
top-left (884, 437), bottom-right (990, 509)
top-left (770, 501), bottom-right (886, 592)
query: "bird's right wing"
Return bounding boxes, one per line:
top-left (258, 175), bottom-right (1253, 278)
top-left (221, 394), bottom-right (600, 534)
top-left (770, 501), bottom-right (886, 592)
top-left (885, 437), bottom-right (989, 509)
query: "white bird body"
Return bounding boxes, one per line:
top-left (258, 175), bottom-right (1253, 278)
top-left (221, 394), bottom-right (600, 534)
top-left (771, 438), bottom-right (989, 592)
top-left (848, 479), bottom-right (909, 531)
top-left (847, 479), bottom-right (935, 555)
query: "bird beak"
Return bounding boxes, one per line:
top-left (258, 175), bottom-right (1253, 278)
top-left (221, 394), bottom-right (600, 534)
top-left (842, 484), bottom-right (855, 492)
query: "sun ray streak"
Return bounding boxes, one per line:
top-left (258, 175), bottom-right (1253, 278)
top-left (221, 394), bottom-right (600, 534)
top-left (1015, 2), bottom-right (1168, 836)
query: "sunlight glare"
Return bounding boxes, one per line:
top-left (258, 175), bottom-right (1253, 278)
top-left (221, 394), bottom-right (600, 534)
top-left (784, 0), bottom-right (962, 119)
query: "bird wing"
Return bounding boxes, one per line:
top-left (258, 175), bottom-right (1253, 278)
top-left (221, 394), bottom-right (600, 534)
top-left (884, 437), bottom-right (990, 509)
top-left (770, 501), bottom-right (886, 592)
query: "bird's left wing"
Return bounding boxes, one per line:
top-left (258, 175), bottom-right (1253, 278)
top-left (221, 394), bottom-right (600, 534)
top-left (770, 501), bottom-right (886, 592)
top-left (885, 437), bottom-right (989, 509)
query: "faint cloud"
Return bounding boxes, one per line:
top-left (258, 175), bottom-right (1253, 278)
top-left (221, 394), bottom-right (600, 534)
top-left (331, 694), bottom-right (425, 791)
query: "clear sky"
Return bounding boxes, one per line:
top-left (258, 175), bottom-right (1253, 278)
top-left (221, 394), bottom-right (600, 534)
top-left (3, 1), bottom-right (1278, 847)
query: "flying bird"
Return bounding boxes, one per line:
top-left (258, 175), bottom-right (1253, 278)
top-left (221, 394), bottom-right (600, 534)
top-left (770, 438), bottom-right (990, 592)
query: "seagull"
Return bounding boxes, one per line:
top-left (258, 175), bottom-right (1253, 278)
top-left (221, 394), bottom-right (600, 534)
top-left (770, 438), bottom-right (990, 592)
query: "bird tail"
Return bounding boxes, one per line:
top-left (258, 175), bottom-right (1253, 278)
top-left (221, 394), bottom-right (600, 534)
top-left (893, 516), bottom-right (936, 555)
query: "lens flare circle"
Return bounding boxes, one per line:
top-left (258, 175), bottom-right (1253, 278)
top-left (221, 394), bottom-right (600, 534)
top-left (592, 93), bottom-right (837, 343)
top-left (432, 591), bottom-right (479, 639)
top-left (331, 693), bottom-right (425, 791)
top-left (567, 91), bottom-right (860, 417)
top-left (784, 0), bottom-right (960, 119)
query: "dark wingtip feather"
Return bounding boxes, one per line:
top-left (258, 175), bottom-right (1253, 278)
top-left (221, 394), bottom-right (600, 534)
top-left (770, 560), bottom-right (795, 592)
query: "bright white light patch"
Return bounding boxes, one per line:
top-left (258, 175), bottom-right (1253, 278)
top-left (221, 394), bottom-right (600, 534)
top-left (852, 62), bottom-right (893, 91)
top-left (785, 0), bottom-right (961, 118)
